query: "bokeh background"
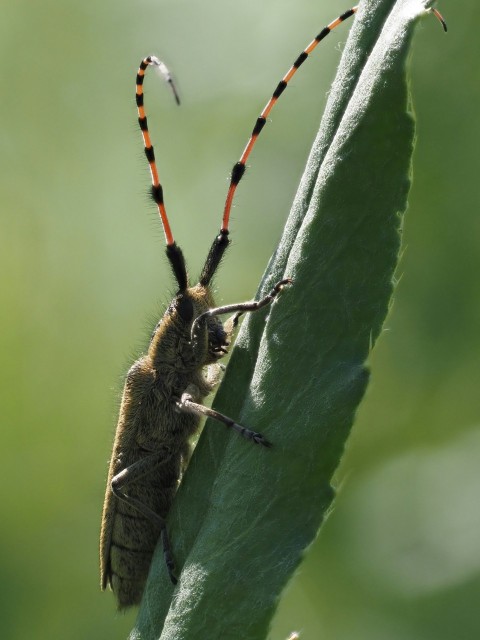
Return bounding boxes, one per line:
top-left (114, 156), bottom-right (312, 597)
top-left (1, 1), bottom-right (479, 638)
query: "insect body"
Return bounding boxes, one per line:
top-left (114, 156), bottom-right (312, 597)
top-left (99, 52), bottom-right (293, 608)
top-left (100, 4), bottom-right (447, 610)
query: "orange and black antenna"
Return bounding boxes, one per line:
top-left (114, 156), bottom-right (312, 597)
top-left (219, 4), bottom-right (447, 236)
top-left (199, 7), bottom-right (358, 285)
top-left (136, 56), bottom-right (188, 291)
top-left (199, 3), bottom-right (447, 286)
top-left (221, 6), bottom-right (358, 236)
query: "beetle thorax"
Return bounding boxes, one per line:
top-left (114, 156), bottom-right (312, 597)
top-left (147, 283), bottom-right (225, 373)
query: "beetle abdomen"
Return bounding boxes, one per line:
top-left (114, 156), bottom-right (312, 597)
top-left (107, 458), bottom-right (180, 608)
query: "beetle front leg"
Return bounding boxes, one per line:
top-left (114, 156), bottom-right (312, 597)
top-left (191, 277), bottom-right (292, 342)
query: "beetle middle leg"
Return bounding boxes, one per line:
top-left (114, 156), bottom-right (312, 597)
top-left (111, 448), bottom-right (178, 584)
top-left (177, 391), bottom-right (272, 447)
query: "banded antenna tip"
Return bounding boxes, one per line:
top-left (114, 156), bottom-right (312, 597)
top-left (149, 55), bottom-right (181, 105)
top-left (431, 7), bottom-right (448, 32)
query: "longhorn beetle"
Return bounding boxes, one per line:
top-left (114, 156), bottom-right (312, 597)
top-left (100, 4), bottom-right (447, 610)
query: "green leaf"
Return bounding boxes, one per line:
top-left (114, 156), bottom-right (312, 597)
top-left (131, 0), bottom-right (439, 637)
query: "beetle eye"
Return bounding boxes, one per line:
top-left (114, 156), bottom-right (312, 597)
top-left (176, 296), bottom-right (194, 323)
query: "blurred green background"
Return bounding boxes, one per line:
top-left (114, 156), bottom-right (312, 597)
top-left (1, 1), bottom-right (479, 638)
